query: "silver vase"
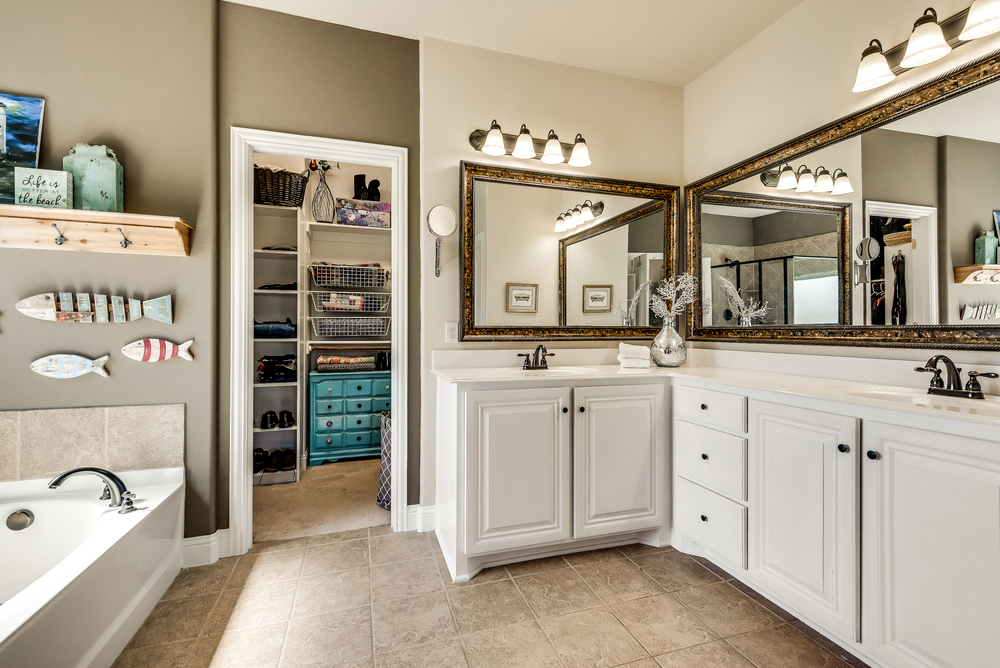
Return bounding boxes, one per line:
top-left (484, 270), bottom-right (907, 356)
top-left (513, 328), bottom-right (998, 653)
top-left (650, 317), bottom-right (686, 367)
top-left (311, 169), bottom-right (335, 223)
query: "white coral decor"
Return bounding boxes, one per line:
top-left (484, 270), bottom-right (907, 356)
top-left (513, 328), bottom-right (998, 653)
top-left (717, 276), bottom-right (770, 326)
top-left (650, 273), bottom-right (699, 321)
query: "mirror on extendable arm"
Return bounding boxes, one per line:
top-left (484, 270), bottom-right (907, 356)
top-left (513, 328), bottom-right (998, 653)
top-left (428, 205), bottom-right (458, 277)
top-left (855, 236), bottom-right (881, 285)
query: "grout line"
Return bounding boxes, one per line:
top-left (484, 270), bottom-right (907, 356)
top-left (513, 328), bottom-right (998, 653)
top-left (565, 560), bottom-right (653, 663)
top-left (434, 546), bottom-right (471, 667)
top-left (277, 573), bottom-right (304, 668)
top-left (508, 567), bottom-right (572, 667)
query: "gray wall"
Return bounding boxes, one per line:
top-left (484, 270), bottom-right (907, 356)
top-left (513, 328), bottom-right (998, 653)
top-left (702, 213), bottom-right (754, 246)
top-left (862, 129), bottom-right (938, 209)
top-left (218, 3), bottom-right (422, 523)
top-left (627, 211), bottom-right (665, 253)
top-left (0, 0), bottom-right (218, 537)
top-left (753, 211), bottom-right (837, 246)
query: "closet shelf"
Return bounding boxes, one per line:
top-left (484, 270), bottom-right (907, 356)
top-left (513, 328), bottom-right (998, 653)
top-left (253, 338), bottom-right (297, 342)
top-left (253, 426), bottom-right (298, 433)
top-left (0, 203), bottom-right (192, 256)
top-left (254, 248), bottom-right (297, 259)
top-left (253, 382), bottom-right (297, 388)
top-left (254, 289), bottom-right (297, 294)
top-left (954, 264), bottom-right (1000, 284)
top-left (307, 220), bottom-right (391, 241)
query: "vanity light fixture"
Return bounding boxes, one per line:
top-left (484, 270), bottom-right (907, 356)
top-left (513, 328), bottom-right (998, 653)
top-left (541, 130), bottom-right (565, 164)
top-left (568, 134), bottom-right (592, 167)
top-left (794, 165), bottom-right (816, 192)
top-left (853, 39), bottom-right (896, 92)
top-left (813, 166), bottom-right (834, 192)
top-left (512, 125), bottom-right (536, 159)
top-left (960, 0), bottom-right (1000, 39)
top-left (775, 164), bottom-right (798, 190)
top-left (555, 200), bottom-right (604, 233)
top-left (581, 200), bottom-right (595, 221)
top-left (900, 8), bottom-right (952, 68)
top-left (570, 205), bottom-right (583, 226)
top-left (481, 120), bottom-right (506, 157)
top-left (831, 168), bottom-right (855, 195)
top-left (554, 214), bottom-right (568, 233)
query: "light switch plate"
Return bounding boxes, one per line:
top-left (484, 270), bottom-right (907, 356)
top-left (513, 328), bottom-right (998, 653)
top-left (445, 321), bottom-right (458, 343)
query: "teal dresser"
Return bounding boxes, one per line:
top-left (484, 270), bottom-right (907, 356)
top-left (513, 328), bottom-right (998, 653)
top-left (309, 371), bottom-right (391, 465)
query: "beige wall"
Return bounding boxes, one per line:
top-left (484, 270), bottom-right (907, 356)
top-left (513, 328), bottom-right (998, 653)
top-left (420, 38), bottom-right (685, 506)
top-left (217, 3), bottom-right (421, 522)
top-left (0, 0), bottom-right (218, 537)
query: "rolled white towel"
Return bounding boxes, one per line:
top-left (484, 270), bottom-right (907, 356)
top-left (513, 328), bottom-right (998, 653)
top-left (619, 342), bottom-right (651, 361)
top-left (617, 354), bottom-right (651, 368)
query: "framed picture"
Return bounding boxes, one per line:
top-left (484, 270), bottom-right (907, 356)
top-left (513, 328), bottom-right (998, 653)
top-left (583, 285), bottom-right (613, 312)
top-left (505, 283), bottom-right (538, 313)
top-left (0, 93), bottom-right (45, 205)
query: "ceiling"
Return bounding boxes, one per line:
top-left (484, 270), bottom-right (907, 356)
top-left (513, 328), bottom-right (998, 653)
top-left (224, 0), bottom-right (806, 88)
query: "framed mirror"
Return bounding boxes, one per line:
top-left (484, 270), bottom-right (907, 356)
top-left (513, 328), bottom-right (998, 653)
top-left (685, 51), bottom-right (1000, 349)
top-left (460, 161), bottom-right (678, 340)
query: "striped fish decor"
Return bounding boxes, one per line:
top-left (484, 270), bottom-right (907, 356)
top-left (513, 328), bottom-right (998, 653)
top-left (122, 338), bottom-right (194, 363)
top-left (31, 354), bottom-right (110, 379)
top-left (15, 292), bottom-right (172, 324)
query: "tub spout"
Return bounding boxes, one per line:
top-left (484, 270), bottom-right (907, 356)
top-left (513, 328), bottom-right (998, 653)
top-left (48, 467), bottom-right (130, 508)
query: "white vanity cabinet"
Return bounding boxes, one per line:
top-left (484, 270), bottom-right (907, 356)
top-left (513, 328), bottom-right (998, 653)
top-left (861, 422), bottom-right (1000, 668)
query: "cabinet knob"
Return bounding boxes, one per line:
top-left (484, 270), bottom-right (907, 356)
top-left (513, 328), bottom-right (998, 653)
top-left (326, 421), bottom-right (333, 427)
top-left (867, 450), bottom-right (880, 460)
top-left (327, 388), bottom-right (332, 392)
top-left (357, 385), bottom-right (362, 390)
top-left (701, 453), bottom-right (709, 460)
top-left (357, 403), bottom-right (362, 408)
top-left (700, 403), bottom-right (708, 410)
top-left (327, 405), bottom-right (332, 409)
top-left (385, 385), bottom-right (390, 390)
top-left (700, 515), bottom-right (708, 522)
top-left (357, 419), bottom-right (363, 425)
top-left (357, 436), bottom-right (362, 441)
top-left (579, 406), bottom-right (585, 413)
top-left (326, 438), bottom-right (332, 444)
top-left (562, 407), bottom-right (568, 413)
top-left (837, 444), bottom-right (849, 453)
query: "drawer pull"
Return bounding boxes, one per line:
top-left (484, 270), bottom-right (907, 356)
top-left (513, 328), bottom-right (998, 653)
top-left (700, 403), bottom-right (708, 410)
top-left (385, 385), bottom-right (390, 390)
top-left (327, 405), bottom-right (332, 409)
top-left (357, 436), bottom-right (362, 441)
top-left (562, 407), bottom-right (568, 413)
top-left (327, 388), bottom-right (332, 392)
top-left (357, 385), bottom-right (362, 390)
top-left (357, 403), bottom-right (363, 408)
top-left (867, 450), bottom-right (880, 460)
top-left (326, 438), bottom-right (332, 444)
top-left (700, 515), bottom-right (708, 522)
top-left (838, 443), bottom-right (849, 453)
top-left (357, 419), bottom-right (363, 425)
top-left (579, 406), bottom-right (585, 413)
top-left (326, 421), bottom-right (333, 427)
top-left (701, 453), bottom-right (709, 460)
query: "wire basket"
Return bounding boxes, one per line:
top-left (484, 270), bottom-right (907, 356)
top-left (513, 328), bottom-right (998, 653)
top-left (317, 362), bottom-right (377, 373)
top-left (311, 317), bottom-right (390, 338)
top-left (310, 263), bottom-right (389, 288)
top-left (310, 291), bottom-right (390, 313)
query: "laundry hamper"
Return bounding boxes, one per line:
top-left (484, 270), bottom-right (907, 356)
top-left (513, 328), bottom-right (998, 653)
top-left (377, 412), bottom-right (391, 511)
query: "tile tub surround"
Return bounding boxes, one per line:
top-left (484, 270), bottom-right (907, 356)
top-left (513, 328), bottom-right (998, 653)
top-left (114, 530), bottom-right (870, 668)
top-left (0, 404), bottom-right (184, 481)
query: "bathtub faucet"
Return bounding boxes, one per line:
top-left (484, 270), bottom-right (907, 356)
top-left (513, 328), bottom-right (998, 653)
top-left (48, 467), bottom-right (137, 513)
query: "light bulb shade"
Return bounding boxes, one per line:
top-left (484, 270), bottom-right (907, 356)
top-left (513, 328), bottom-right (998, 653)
top-left (481, 120), bottom-right (506, 156)
top-left (900, 10), bottom-right (951, 68)
top-left (571, 207), bottom-right (582, 226)
top-left (795, 166), bottom-right (816, 192)
top-left (554, 217), bottom-right (567, 232)
top-left (814, 167), bottom-right (834, 192)
top-left (568, 134), bottom-right (591, 167)
top-left (564, 210), bottom-right (577, 228)
top-left (775, 165), bottom-right (798, 190)
top-left (832, 170), bottom-right (854, 195)
top-left (512, 124), bottom-right (535, 159)
top-left (960, 0), bottom-right (1000, 40)
top-left (581, 200), bottom-right (595, 221)
top-left (541, 130), bottom-right (565, 164)
top-left (853, 40), bottom-right (896, 92)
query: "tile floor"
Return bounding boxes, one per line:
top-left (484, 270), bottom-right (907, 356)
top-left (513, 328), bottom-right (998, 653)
top-left (114, 529), bottom-right (871, 668)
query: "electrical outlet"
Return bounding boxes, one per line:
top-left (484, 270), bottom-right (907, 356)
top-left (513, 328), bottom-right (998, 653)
top-left (444, 321), bottom-right (458, 343)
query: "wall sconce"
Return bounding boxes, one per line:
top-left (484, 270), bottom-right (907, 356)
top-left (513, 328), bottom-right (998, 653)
top-left (553, 200), bottom-right (604, 232)
top-left (469, 122), bottom-right (592, 166)
top-left (853, 3), bottom-right (1000, 93)
top-left (761, 165), bottom-right (853, 194)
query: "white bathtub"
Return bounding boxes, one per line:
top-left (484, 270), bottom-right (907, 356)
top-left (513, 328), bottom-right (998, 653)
top-left (0, 467), bottom-right (184, 668)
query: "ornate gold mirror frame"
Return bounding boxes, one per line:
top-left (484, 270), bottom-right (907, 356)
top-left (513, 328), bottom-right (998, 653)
top-left (460, 161), bottom-right (678, 341)
top-left (685, 50), bottom-right (1000, 350)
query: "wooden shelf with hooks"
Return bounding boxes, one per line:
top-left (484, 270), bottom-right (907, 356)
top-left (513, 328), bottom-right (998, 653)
top-left (0, 204), bottom-right (192, 256)
top-left (954, 264), bottom-right (1000, 284)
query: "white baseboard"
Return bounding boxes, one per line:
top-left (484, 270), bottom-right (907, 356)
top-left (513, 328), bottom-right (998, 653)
top-left (182, 529), bottom-right (232, 568)
top-left (406, 504), bottom-right (435, 533)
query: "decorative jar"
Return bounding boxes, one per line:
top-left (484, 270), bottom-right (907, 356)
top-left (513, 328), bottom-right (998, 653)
top-left (650, 317), bottom-right (686, 367)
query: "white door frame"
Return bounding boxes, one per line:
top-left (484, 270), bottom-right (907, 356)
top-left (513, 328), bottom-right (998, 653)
top-left (229, 126), bottom-right (408, 556)
top-left (864, 201), bottom-right (938, 325)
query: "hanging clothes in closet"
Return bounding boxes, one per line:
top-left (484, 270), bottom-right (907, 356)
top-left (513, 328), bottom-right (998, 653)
top-left (871, 280), bottom-right (885, 325)
top-left (891, 252), bottom-right (907, 326)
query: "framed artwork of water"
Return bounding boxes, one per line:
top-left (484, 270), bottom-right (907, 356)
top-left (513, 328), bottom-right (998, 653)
top-left (0, 93), bottom-right (45, 205)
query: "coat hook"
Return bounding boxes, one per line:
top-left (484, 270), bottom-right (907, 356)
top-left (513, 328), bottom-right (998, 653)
top-left (117, 228), bottom-right (132, 249)
top-left (52, 223), bottom-right (68, 245)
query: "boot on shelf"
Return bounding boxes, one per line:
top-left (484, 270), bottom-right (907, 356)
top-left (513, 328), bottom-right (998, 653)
top-left (353, 174), bottom-right (368, 200)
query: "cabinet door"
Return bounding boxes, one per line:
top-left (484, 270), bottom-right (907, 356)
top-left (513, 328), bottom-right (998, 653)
top-left (574, 384), bottom-right (665, 538)
top-left (749, 401), bottom-right (859, 640)
top-left (466, 387), bottom-right (572, 555)
top-left (862, 422), bottom-right (1000, 668)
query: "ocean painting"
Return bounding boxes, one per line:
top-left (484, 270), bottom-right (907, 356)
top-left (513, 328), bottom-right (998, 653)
top-left (0, 93), bottom-right (45, 204)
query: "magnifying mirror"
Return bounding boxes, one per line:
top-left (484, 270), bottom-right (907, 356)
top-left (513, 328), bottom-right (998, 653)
top-left (856, 237), bottom-right (881, 261)
top-left (427, 204), bottom-right (458, 277)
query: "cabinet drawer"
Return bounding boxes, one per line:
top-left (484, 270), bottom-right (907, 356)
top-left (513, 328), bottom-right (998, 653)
top-left (374, 380), bottom-right (391, 397)
top-left (315, 416), bottom-right (344, 433)
top-left (346, 380), bottom-right (373, 397)
top-left (675, 477), bottom-right (747, 568)
top-left (315, 399), bottom-right (345, 415)
top-left (343, 429), bottom-right (378, 446)
top-left (675, 420), bottom-right (746, 501)
top-left (674, 386), bottom-right (747, 434)
top-left (314, 433), bottom-right (344, 449)
top-left (315, 380), bottom-right (345, 397)
top-left (345, 414), bottom-right (379, 430)
top-left (372, 397), bottom-right (391, 413)
top-left (346, 399), bottom-right (372, 413)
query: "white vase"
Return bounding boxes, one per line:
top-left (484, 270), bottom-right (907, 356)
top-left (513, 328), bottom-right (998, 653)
top-left (651, 317), bottom-right (686, 367)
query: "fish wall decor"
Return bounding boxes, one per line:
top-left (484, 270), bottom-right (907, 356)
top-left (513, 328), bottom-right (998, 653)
top-left (30, 354), bottom-right (110, 379)
top-left (16, 292), bottom-right (172, 324)
top-left (122, 338), bottom-right (193, 363)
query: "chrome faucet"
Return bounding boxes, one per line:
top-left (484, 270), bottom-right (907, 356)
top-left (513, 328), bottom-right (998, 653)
top-left (517, 344), bottom-right (555, 370)
top-left (48, 467), bottom-right (137, 513)
top-left (915, 355), bottom-right (998, 400)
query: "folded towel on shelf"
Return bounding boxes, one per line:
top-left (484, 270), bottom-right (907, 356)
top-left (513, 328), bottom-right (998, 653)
top-left (617, 353), bottom-right (652, 369)
top-left (618, 342), bottom-right (651, 360)
top-left (317, 355), bottom-right (376, 365)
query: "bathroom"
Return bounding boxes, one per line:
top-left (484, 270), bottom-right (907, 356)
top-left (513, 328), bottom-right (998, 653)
top-left (1, 1), bottom-right (999, 667)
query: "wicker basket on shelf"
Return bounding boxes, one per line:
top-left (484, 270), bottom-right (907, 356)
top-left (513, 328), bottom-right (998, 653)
top-left (254, 165), bottom-right (309, 207)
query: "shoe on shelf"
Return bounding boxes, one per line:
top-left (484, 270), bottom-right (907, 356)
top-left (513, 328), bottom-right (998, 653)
top-left (253, 448), bottom-right (266, 473)
top-left (278, 410), bottom-right (295, 428)
top-left (279, 447), bottom-right (296, 471)
top-left (264, 449), bottom-right (282, 473)
top-left (260, 410), bottom-right (278, 429)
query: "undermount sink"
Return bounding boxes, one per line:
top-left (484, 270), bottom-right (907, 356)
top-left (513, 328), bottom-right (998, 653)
top-left (836, 385), bottom-right (1000, 418)
top-left (488, 366), bottom-right (598, 377)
